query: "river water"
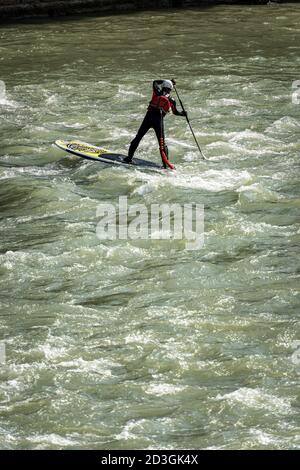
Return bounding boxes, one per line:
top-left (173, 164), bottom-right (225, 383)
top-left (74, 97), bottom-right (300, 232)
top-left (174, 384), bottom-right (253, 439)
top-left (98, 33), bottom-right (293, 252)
top-left (0, 4), bottom-right (299, 450)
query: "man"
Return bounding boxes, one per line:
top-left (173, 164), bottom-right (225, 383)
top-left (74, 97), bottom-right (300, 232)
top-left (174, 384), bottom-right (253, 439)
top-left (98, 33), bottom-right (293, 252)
top-left (125, 79), bottom-right (187, 170)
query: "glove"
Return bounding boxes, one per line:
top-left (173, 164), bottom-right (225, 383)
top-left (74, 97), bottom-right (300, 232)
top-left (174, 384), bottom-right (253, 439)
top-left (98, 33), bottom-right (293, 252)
top-left (171, 78), bottom-right (176, 86)
top-left (180, 110), bottom-right (187, 118)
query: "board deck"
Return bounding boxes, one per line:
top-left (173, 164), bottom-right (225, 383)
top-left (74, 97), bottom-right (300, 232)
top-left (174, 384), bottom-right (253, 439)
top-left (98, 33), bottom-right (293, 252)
top-left (54, 140), bottom-right (162, 170)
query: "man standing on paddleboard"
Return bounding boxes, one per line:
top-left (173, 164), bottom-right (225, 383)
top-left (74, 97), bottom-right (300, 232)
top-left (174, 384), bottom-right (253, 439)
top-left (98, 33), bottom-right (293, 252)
top-left (125, 79), bottom-right (187, 170)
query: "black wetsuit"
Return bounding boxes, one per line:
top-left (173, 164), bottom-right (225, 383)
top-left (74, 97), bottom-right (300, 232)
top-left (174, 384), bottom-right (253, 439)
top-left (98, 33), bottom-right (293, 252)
top-left (128, 81), bottom-right (185, 169)
top-left (128, 109), bottom-right (167, 160)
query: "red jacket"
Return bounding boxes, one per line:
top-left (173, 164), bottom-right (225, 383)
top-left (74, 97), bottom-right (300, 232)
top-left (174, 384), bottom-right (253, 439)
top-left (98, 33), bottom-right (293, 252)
top-left (148, 80), bottom-right (183, 116)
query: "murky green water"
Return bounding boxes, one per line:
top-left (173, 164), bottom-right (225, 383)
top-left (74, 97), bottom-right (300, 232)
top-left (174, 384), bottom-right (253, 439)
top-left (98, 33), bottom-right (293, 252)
top-left (0, 4), bottom-right (300, 450)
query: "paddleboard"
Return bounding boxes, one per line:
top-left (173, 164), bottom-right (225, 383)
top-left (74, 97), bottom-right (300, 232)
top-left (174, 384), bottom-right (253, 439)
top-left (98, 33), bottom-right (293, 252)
top-left (54, 140), bottom-right (162, 170)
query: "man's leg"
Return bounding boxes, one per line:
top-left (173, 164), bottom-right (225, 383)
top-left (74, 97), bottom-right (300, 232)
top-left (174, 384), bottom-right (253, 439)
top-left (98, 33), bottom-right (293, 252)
top-left (153, 113), bottom-right (175, 170)
top-left (126, 115), bottom-right (151, 162)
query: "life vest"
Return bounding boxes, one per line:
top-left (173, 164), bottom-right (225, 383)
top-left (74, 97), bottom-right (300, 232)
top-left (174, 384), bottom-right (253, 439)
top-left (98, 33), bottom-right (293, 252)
top-left (148, 92), bottom-right (172, 115)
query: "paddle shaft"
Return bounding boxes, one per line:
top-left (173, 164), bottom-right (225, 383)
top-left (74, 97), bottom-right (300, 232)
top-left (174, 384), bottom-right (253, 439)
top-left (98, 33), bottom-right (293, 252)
top-left (173, 85), bottom-right (206, 160)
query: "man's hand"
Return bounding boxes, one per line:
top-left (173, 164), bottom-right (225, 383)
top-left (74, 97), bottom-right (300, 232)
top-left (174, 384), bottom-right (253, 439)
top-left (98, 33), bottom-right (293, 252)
top-left (171, 78), bottom-right (176, 86)
top-left (180, 110), bottom-right (187, 118)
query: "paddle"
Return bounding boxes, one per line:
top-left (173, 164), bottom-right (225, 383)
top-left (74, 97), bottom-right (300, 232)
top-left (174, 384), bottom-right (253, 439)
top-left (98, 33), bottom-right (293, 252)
top-left (172, 81), bottom-right (206, 160)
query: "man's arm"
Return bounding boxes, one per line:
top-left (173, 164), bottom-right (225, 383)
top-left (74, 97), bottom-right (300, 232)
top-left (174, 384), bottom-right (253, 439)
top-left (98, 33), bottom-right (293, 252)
top-left (169, 97), bottom-right (187, 117)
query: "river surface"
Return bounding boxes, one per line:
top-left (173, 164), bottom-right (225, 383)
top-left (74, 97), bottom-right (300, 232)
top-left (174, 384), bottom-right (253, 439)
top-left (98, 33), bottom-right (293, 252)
top-left (0, 4), bottom-right (299, 450)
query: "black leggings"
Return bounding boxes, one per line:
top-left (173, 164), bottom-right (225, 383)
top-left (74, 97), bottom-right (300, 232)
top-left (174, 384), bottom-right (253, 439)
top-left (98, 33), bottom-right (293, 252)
top-left (128, 110), bottom-right (169, 167)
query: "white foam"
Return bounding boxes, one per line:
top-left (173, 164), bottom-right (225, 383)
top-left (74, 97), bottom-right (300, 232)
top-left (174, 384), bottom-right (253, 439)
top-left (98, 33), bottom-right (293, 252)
top-left (0, 165), bottom-right (61, 180)
top-left (117, 85), bottom-right (144, 99)
top-left (183, 152), bottom-right (201, 162)
top-left (59, 357), bottom-right (121, 376)
top-left (61, 122), bottom-right (87, 130)
top-left (125, 333), bottom-right (155, 345)
top-left (249, 429), bottom-right (284, 447)
top-left (131, 168), bottom-right (252, 193)
top-left (115, 420), bottom-right (143, 441)
top-left (238, 183), bottom-right (282, 202)
top-left (30, 433), bottom-right (78, 448)
top-left (217, 388), bottom-right (292, 414)
top-left (0, 250), bottom-right (50, 270)
top-left (207, 98), bottom-right (243, 107)
top-left (45, 94), bottom-right (59, 105)
top-left (145, 383), bottom-right (186, 396)
top-left (0, 81), bottom-right (19, 108)
top-left (265, 116), bottom-right (300, 134)
top-left (229, 129), bottom-right (279, 144)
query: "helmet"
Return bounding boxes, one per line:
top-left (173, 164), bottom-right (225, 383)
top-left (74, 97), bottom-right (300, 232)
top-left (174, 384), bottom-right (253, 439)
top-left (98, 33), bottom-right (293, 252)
top-left (161, 80), bottom-right (173, 96)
